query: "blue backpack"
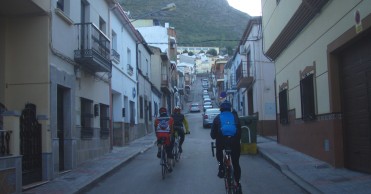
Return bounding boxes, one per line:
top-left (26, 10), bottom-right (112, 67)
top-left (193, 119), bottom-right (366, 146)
top-left (219, 112), bottom-right (236, 136)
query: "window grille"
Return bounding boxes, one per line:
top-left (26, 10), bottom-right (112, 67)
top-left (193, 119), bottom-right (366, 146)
top-left (300, 74), bottom-right (316, 121)
top-left (81, 98), bottom-right (93, 138)
top-left (279, 89), bottom-right (289, 124)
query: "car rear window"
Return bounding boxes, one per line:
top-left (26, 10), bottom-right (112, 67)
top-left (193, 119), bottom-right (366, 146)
top-left (207, 109), bottom-right (220, 114)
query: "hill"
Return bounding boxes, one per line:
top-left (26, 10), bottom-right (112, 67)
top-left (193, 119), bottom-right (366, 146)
top-left (118, 0), bottom-right (251, 49)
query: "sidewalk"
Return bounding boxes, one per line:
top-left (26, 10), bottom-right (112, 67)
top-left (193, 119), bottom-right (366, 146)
top-left (24, 134), bottom-right (371, 194)
top-left (24, 133), bottom-right (157, 194)
top-left (257, 136), bottom-right (371, 194)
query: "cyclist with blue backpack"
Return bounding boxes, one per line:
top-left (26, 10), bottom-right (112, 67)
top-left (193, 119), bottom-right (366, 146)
top-left (210, 100), bottom-right (242, 192)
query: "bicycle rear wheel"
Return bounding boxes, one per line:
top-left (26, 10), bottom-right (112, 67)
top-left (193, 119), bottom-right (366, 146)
top-left (173, 140), bottom-right (180, 163)
top-left (224, 164), bottom-right (236, 194)
top-left (161, 146), bottom-right (167, 179)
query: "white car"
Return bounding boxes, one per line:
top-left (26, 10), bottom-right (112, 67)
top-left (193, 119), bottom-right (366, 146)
top-left (203, 108), bottom-right (220, 128)
top-left (189, 103), bottom-right (201, 112)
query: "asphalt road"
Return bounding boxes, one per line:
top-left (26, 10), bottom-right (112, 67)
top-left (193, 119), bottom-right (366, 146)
top-left (82, 76), bottom-right (307, 194)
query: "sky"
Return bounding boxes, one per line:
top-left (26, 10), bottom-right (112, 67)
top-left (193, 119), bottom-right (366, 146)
top-left (227, 0), bottom-right (262, 16)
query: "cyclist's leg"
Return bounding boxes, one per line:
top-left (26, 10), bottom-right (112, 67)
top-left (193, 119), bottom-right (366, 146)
top-left (215, 139), bottom-right (224, 163)
top-left (215, 139), bottom-right (224, 178)
top-left (232, 141), bottom-right (241, 183)
top-left (179, 128), bottom-right (185, 145)
top-left (178, 129), bottom-right (185, 152)
top-left (166, 142), bottom-right (174, 172)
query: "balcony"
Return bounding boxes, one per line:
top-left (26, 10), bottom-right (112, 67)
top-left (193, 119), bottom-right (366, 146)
top-left (74, 23), bottom-right (112, 72)
top-left (227, 73), bottom-right (237, 94)
top-left (236, 63), bottom-right (254, 89)
top-left (161, 74), bottom-right (171, 94)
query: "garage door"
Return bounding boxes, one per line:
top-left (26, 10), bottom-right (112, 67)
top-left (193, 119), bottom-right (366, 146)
top-left (339, 34), bottom-right (371, 173)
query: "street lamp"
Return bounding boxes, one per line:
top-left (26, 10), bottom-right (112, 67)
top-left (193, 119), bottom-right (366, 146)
top-left (129, 3), bottom-right (176, 23)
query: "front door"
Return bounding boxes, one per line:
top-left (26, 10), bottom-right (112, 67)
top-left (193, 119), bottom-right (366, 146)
top-left (340, 33), bottom-right (371, 173)
top-left (20, 103), bottom-right (42, 185)
top-left (57, 86), bottom-right (65, 171)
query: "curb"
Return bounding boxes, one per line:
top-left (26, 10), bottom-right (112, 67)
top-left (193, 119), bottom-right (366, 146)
top-left (258, 148), bottom-right (323, 194)
top-left (76, 141), bottom-right (156, 194)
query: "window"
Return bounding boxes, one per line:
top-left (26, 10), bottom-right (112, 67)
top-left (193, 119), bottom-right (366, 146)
top-left (279, 89), bottom-right (289, 124)
top-left (138, 51), bottom-right (142, 69)
top-left (81, 98), bottom-right (93, 138)
top-left (130, 101), bottom-right (135, 126)
top-left (148, 102), bottom-right (152, 121)
top-left (127, 48), bottom-right (131, 65)
top-left (127, 48), bottom-right (133, 75)
top-left (100, 104), bottom-right (109, 138)
top-left (146, 59), bottom-right (149, 76)
top-left (0, 103), bottom-right (6, 130)
top-left (139, 96), bottom-right (143, 119)
top-left (300, 74), bottom-right (316, 121)
top-left (57, 0), bottom-right (64, 11)
top-left (99, 17), bottom-right (106, 34)
top-left (112, 31), bottom-right (117, 50)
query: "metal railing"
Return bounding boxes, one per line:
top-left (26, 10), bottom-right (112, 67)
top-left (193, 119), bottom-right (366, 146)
top-left (74, 23), bottom-right (111, 70)
top-left (0, 130), bottom-right (12, 156)
top-left (111, 49), bottom-right (120, 63)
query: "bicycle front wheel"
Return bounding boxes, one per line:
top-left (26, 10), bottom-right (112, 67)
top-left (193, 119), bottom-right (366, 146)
top-left (161, 146), bottom-right (167, 179)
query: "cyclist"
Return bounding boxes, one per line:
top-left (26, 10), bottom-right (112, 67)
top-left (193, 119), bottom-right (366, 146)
top-left (171, 106), bottom-right (190, 153)
top-left (210, 100), bottom-right (242, 192)
top-left (154, 107), bottom-right (175, 172)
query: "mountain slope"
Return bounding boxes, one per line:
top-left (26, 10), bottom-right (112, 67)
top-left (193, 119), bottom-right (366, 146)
top-left (119, 0), bottom-right (250, 48)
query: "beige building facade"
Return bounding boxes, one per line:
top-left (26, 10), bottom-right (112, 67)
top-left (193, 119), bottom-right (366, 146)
top-left (262, 0), bottom-right (371, 173)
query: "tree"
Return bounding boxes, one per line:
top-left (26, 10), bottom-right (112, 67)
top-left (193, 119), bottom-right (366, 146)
top-left (226, 46), bottom-right (233, 56)
top-left (206, 49), bottom-right (217, 56)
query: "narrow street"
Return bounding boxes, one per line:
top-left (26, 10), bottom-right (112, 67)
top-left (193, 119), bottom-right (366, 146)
top-left (82, 77), bottom-right (307, 194)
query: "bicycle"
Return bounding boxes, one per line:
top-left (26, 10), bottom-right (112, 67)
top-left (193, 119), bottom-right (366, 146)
top-left (172, 132), bottom-right (181, 165)
top-left (211, 139), bottom-right (240, 194)
top-left (158, 137), bottom-right (169, 179)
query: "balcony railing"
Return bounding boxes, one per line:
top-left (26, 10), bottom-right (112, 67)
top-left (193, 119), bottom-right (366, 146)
top-left (161, 74), bottom-right (171, 94)
top-left (111, 49), bottom-right (120, 64)
top-left (0, 130), bottom-right (12, 157)
top-left (127, 64), bottom-right (134, 76)
top-left (236, 63), bottom-right (254, 88)
top-left (230, 73), bottom-right (237, 89)
top-left (74, 23), bottom-right (112, 72)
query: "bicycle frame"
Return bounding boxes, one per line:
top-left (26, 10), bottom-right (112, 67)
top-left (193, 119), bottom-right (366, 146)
top-left (211, 141), bottom-right (238, 194)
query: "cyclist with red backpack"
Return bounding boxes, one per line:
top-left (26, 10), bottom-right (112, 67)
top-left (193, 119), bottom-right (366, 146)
top-left (154, 107), bottom-right (175, 172)
top-left (210, 100), bottom-right (242, 193)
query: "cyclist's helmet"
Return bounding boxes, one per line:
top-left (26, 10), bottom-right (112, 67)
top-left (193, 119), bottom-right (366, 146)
top-left (220, 100), bottom-right (232, 112)
top-left (173, 106), bottom-right (181, 114)
top-left (159, 107), bottom-right (167, 115)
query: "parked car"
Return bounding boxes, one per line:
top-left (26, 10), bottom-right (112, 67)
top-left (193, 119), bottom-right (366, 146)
top-left (203, 108), bottom-right (220, 128)
top-left (189, 103), bottom-right (201, 112)
top-left (203, 98), bottom-right (211, 104)
top-left (203, 104), bottom-right (213, 112)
